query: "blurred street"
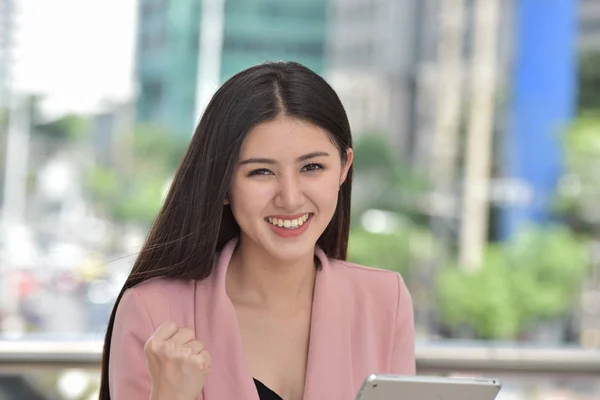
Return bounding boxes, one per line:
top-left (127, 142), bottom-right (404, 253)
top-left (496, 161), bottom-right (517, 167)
top-left (1, 0), bottom-right (600, 398)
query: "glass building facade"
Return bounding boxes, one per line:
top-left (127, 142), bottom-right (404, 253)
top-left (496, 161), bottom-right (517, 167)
top-left (136, 0), bottom-right (328, 137)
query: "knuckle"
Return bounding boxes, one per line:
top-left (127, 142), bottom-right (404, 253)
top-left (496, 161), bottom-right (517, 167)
top-left (161, 321), bottom-right (178, 332)
top-left (165, 341), bottom-right (177, 355)
top-left (192, 341), bottom-right (205, 351)
top-left (180, 346), bottom-right (193, 358)
top-left (153, 341), bottom-right (172, 358)
top-left (181, 328), bottom-right (196, 340)
top-left (144, 338), bottom-right (157, 354)
top-left (191, 356), bottom-right (206, 369)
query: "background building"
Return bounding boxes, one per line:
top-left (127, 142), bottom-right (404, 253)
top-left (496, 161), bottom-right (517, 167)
top-left (1, 1), bottom-right (600, 398)
top-left (580, 0), bottom-right (600, 51)
top-left (0, 0), bottom-right (14, 104)
top-left (136, 0), bottom-right (329, 138)
top-left (325, 0), bottom-right (433, 159)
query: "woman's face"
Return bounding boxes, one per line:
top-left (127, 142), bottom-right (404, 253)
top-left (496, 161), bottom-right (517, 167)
top-left (228, 116), bottom-right (353, 262)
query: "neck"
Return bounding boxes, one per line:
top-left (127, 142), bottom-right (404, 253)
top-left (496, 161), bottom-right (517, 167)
top-left (226, 238), bottom-right (316, 313)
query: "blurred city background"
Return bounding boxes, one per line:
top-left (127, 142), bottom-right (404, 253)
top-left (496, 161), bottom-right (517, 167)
top-left (1, 0), bottom-right (600, 398)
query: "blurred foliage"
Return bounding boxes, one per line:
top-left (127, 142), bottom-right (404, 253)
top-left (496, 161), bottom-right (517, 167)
top-left (351, 133), bottom-right (431, 225)
top-left (578, 52), bottom-right (600, 112)
top-left (0, 107), bottom-right (8, 127)
top-left (87, 166), bottom-right (121, 204)
top-left (1, 95), bottom-right (90, 143)
top-left (558, 51), bottom-right (600, 231)
top-left (554, 113), bottom-right (600, 233)
top-left (508, 227), bottom-right (589, 317)
top-left (128, 123), bottom-right (188, 173)
top-left (85, 124), bottom-right (187, 225)
top-left (0, 94), bottom-right (90, 142)
top-left (352, 133), bottom-right (398, 177)
top-left (348, 223), bottom-right (435, 283)
top-left (112, 173), bottom-right (168, 223)
top-left (35, 114), bottom-right (91, 142)
top-left (349, 229), bottom-right (413, 276)
top-left (438, 245), bottom-right (519, 339)
top-left (436, 225), bottom-right (589, 340)
top-left (433, 63), bottom-right (599, 340)
top-left (349, 133), bottom-right (439, 319)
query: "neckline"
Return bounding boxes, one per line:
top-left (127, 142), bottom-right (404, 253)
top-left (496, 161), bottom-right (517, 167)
top-left (254, 378), bottom-right (284, 400)
top-left (214, 238), bottom-right (329, 400)
top-left (201, 237), bottom-right (355, 399)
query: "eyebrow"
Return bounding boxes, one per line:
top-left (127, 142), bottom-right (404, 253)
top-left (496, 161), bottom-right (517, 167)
top-left (239, 151), bottom-right (330, 165)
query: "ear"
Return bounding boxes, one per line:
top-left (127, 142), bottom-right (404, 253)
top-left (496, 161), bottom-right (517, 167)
top-left (223, 194), bottom-right (230, 205)
top-left (339, 148), bottom-right (354, 187)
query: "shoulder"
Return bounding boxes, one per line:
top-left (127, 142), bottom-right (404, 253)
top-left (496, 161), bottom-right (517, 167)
top-left (117, 277), bottom-right (197, 328)
top-left (326, 258), bottom-right (414, 363)
top-left (328, 258), bottom-right (410, 302)
top-left (126, 276), bottom-right (196, 300)
top-left (326, 259), bottom-right (413, 326)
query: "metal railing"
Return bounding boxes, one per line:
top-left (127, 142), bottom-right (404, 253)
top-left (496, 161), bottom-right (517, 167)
top-left (416, 344), bottom-right (600, 377)
top-left (0, 340), bottom-right (598, 377)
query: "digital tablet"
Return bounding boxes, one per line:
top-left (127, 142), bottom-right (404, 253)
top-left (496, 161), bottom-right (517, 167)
top-left (354, 374), bottom-right (502, 400)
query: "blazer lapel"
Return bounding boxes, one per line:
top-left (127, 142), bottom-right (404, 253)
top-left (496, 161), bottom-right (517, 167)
top-left (195, 240), bottom-right (354, 400)
top-left (303, 249), bottom-right (355, 400)
top-left (195, 238), bottom-right (260, 400)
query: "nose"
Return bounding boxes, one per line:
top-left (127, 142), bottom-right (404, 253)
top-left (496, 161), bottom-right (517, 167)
top-left (274, 174), bottom-right (305, 210)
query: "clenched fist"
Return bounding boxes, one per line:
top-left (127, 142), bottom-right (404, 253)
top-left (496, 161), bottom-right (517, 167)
top-left (145, 322), bottom-right (211, 400)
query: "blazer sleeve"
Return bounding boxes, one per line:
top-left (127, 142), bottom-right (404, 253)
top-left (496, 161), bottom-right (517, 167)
top-left (391, 273), bottom-right (416, 375)
top-left (109, 287), bottom-right (156, 399)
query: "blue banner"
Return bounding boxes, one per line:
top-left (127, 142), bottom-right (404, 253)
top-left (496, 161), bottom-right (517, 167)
top-left (499, 0), bottom-right (578, 239)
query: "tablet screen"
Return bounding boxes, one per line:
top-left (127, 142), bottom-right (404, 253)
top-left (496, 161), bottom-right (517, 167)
top-left (355, 374), bottom-right (502, 400)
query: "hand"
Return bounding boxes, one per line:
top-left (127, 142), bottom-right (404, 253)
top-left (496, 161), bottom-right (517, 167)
top-left (145, 322), bottom-right (211, 400)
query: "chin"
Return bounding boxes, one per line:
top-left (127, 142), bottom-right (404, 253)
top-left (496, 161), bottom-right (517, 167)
top-left (241, 216), bottom-right (325, 261)
top-left (265, 238), bottom-right (316, 262)
top-left (256, 228), bottom-right (319, 261)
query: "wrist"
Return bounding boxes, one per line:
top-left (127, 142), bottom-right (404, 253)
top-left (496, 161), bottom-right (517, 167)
top-left (150, 386), bottom-right (195, 400)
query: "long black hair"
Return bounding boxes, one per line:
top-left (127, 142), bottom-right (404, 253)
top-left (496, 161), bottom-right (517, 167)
top-left (98, 61), bottom-right (353, 399)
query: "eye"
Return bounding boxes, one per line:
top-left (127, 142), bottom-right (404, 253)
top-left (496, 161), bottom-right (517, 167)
top-left (301, 163), bottom-right (324, 172)
top-left (247, 168), bottom-right (273, 177)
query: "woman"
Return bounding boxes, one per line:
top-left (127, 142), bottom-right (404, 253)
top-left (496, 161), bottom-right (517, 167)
top-left (99, 61), bottom-right (415, 400)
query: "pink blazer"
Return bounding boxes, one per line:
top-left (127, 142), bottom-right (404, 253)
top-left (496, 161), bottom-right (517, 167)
top-left (108, 239), bottom-right (415, 399)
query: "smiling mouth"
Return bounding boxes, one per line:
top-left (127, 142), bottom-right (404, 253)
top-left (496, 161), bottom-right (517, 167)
top-left (265, 213), bottom-right (311, 229)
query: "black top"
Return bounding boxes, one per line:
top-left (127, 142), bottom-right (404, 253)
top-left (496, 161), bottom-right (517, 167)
top-left (254, 378), bottom-right (283, 400)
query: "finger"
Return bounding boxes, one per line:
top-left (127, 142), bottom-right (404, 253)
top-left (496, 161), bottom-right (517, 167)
top-left (152, 322), bottom-right (179, 341)
top-left (183, 341), bottom-right (205, 354)
top-left (190, 351), bottom-right (211, 370)
top-left (169, 327), bottom-right (195, 345)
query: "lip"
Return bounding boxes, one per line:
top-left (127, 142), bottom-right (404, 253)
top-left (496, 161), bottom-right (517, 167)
top-left (265, 213), bottom-right (313, 238)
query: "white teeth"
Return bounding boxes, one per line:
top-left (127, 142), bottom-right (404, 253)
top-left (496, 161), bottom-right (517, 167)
top-left (267, 214), bottom-right (310, 229)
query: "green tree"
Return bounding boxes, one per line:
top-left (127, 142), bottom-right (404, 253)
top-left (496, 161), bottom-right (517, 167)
top-left (85, 124), bottom-right (187, 226)
top-left (128, 123), bottom-right (188, 173)
top-left (35, 114), bottom-right (90, 142)
top-left (436, 225), bottom-right (589, 340)
top-left (578, 52), bottom-right (600, 112)
top-left (351, 133), bottom-right (430, 225)
top-left (348, 222), bottom-right (437, 284)
top-left (554, 113), bottom-right (600, 234)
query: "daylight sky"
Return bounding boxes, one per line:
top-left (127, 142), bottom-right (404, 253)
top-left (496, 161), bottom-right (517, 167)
top-left (11, 0), bottom-right (137, 116)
